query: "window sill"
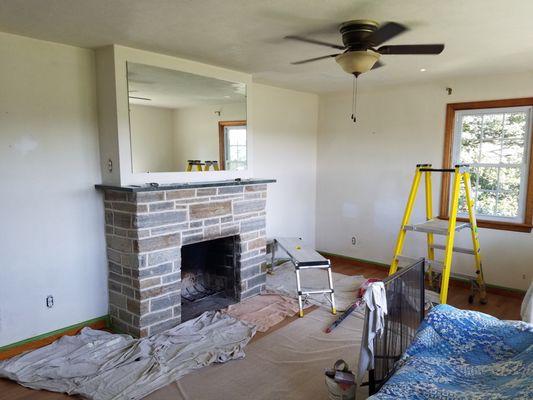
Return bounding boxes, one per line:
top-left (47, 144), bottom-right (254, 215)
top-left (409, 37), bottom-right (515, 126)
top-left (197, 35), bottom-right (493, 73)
top-left (437, 215), bottom-right (533, 233)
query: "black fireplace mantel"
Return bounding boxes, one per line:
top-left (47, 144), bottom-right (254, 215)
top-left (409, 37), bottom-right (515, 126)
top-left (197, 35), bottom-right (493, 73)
top-left (95, 178), bottom-right (276, 192)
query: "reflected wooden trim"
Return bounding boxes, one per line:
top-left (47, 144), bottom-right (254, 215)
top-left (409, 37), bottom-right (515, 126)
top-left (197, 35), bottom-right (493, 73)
top-left (440, 98), bottom-right (533, 233)
top-left (218, 120), bottom-right (246, 170)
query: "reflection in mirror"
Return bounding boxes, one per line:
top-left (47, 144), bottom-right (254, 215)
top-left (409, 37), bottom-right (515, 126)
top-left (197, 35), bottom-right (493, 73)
top-left (127, 62), bottom-right (247, 173)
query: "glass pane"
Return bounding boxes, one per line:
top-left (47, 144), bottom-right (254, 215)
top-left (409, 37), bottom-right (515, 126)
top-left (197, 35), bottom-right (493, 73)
top-left (503, 112), bottom-right (527, 139)
top-left (499, 167), bottom-right (521, 191)
top-left (237, 146), bottom-right (247, 161)
top-left (496, 190), bottom-right (519, 217)
top-left (229, 146), bottom-right (238, 161)
top-left (478, 167), bottom-right (498, 191)
top-left (228, 127), bottom-right (246, 146)
top-left (482, 113), bottom-right (504, 139)
top-left (479, 139), bottom-right (501, 163)
top-left (476, 191), bottom-right (497, 215)
top-left (501, 139), bottom-right (525, 164)
top-left (469, 167), bottom-right (479, 190)
top-left (459, 139), bottom-right (480, 163)
top-left (461, 115), bottom-right (482, 140)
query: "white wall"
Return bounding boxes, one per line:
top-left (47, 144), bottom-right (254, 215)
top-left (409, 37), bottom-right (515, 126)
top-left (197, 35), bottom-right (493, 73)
top-left (316, 71), bottom-right (533, 291)
top-left (0, 34), bottom-right (319, 346)
top-left (252, 83), bottom-right (319, 246)
top-left (173, 102), bottom-right (246, 170)
top-left (130, 104), bottom-right (175, 173)
top-left (0, 32), bottom-right (108, 346)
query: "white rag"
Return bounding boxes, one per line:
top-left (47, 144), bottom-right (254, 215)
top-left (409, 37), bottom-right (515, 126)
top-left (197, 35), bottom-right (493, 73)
top-left (356, 282), bottom-right (388, 385)
top-left (521, 281), bottom-right (533, 323)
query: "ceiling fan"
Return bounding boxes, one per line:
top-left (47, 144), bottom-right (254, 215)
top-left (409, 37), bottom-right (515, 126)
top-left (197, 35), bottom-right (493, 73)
top-left (286, 20), bottom-right (444, 76)
top-left (285, 20), bottom-right (444, 122)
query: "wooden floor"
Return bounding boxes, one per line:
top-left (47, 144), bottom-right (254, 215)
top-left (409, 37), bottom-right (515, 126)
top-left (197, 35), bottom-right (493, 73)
top-left (0, 256), bottom-right (524, 399)
top-left (328, 254), bottom-right (524, 320)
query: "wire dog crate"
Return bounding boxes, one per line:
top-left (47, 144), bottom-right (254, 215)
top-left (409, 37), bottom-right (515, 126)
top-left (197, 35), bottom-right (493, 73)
top-left (367, 258), bottom-right (425, 395)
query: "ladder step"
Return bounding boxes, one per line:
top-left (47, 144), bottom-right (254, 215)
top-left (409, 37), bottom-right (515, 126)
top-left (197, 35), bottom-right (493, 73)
top-left (429, 243), bottom-right (477, 255)
top-left (396, 256), bottom-right (444, 272)
top-left (404, 218), bottom-right (470, 235)
top-left (397, 256), bottom-right (478, 280)
top-left (395, 255), bottom-right (423, 268)
top-left (426, 259), bottom-right (444, 270)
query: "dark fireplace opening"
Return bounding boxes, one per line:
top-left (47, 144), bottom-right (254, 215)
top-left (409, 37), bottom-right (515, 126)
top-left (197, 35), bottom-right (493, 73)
top-left (180, 235), bottom-right (238, 322)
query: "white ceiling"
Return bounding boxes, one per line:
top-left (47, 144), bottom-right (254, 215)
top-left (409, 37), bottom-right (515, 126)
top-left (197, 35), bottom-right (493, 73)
top-left (127, 62), bottom-right (246, 108)
top-left (1, 0), bottom-right (533, 93)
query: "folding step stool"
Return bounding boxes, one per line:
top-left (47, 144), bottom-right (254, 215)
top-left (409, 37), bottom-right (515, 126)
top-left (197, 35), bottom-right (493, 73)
top-left (272, 238), bottom-right (337, 317)
top-left (389, 164), bottom-right (487, 305)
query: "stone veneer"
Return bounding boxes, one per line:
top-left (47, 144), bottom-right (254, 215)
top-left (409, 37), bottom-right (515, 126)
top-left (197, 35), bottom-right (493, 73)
top-left (101, 183), bottom-right (269, 337)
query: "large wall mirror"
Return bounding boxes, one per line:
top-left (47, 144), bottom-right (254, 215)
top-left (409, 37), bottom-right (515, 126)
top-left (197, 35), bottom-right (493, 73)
top-left (127, 62), bottom-right (247, 173)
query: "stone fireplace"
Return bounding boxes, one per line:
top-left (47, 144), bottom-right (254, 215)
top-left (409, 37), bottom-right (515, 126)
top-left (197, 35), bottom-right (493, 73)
top-left (96, 180), bottom-right (274, 337)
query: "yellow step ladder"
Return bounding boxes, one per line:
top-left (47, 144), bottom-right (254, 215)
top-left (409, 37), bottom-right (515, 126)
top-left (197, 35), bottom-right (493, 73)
top-left (389, 164), bottom-right (487, 305)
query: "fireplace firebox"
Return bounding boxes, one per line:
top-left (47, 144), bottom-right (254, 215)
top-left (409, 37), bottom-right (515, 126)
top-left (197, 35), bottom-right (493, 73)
top-left (181, 236), bottom-right (238, 321)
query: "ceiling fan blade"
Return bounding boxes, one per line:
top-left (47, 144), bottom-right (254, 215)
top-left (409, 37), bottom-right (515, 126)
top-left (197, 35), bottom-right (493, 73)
top-left (378, 44), bottom-right (445, 55)
top-left (371, 60), bottom-right (384, 70)
top-left (291, 54), bottom-right (341, 65)
top-left (367, 22), bottom-right (408, 46)
top-left (284, 35), bottom-right (345, 50)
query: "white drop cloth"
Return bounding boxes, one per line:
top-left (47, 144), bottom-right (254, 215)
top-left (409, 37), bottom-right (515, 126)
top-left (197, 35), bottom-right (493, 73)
top-left (171, 308), bottom-right (369, 400)
top-left (0, 311), bottom-right (256, 400)
top-left (223, 292), bottom-right (302, 332)
top-left (266, 261), bottom-right (366, 311)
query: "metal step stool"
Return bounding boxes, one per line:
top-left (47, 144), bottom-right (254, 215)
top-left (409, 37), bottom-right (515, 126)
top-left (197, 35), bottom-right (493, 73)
top-left (272, 238), bottom-right (336, 317)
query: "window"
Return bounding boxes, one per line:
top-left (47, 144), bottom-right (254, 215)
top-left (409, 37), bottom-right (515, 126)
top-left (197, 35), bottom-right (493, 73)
top-left (440, 99), bottom-right (533, 232)
top-left (218, 121), bottom-right (247, 171)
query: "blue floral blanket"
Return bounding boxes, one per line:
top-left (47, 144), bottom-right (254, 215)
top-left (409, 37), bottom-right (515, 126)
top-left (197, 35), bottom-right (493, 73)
top-left (369, 304), bottom-right (533, 399)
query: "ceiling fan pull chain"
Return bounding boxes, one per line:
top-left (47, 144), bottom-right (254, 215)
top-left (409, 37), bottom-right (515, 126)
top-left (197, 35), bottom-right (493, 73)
top-left (351, 74), bottom-right (358, 123)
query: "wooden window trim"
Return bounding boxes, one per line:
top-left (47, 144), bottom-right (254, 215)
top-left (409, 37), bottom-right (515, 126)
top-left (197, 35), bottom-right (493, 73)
top-left (218, 120), bottom-right (246, 170)
top-left (439, 98), bottom-right (533, 233)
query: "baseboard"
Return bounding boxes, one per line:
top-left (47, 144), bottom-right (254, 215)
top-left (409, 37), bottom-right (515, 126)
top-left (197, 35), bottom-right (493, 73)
top-left (320, 251), bottom-right (526, 298)
top-left (0, 315), bottom-right (109, 361)
top-left (319, 251), bottom-right (390, 269)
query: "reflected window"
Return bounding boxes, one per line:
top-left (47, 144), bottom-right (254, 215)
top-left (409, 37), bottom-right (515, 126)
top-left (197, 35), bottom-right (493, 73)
top-left (219, 121), bottom-right (247, 171)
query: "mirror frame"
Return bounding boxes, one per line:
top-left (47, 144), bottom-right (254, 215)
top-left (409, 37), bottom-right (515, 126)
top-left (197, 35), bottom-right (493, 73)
top-left (112, 45), bottom-right (253, 186)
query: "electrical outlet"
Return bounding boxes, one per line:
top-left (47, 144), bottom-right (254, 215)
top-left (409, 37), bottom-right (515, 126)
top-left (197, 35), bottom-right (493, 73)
top-left (46, 295), bottom-right (54, 308)
top-left (351, 236), bottom-right (357, 246)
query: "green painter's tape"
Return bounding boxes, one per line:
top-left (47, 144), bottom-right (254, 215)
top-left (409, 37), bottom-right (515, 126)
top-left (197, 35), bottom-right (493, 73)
top-left (0, 315), bottom-right (109, 351)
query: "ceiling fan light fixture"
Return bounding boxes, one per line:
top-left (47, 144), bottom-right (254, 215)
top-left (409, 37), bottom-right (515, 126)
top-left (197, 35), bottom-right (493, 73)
top-left (335, 50), bottom-right (380, 76)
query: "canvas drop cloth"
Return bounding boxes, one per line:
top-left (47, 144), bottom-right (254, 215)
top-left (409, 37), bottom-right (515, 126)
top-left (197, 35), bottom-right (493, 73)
top-left (149, 308), bottom-right (369, 400)
top-left (266, 261), bottom-right (366, 311)
top-left (223, 292), bottom-right (305, 332)
top-left (0, 311), bottom-right (256, 400)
